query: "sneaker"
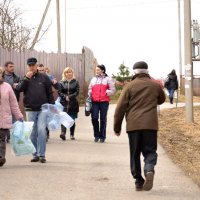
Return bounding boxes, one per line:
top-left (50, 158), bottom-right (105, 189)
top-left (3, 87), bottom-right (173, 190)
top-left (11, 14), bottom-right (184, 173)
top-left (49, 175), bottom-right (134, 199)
top-left (60, 133), bottom-right (66, 141)
top-left (94, 138), bottom-right (99, 142)
top-left (31, 157), bottom-right (39, 162)
top-left (39, 157), bottom-right (46, 163)
top-left (100, 139), bottom-right (105, 143)
top-left (70, 136), bottom-right (75, 140)
top-left (0, 158), bottom-right (6, 167)
top-left (143, 171), bottom-right (154, 191)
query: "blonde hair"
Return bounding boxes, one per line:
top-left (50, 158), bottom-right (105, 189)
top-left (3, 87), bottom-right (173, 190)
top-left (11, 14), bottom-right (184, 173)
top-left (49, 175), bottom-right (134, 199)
top-left (0, 67), bottom-right (4, 81)
top-left (62, 67), bottom-right (75, 80)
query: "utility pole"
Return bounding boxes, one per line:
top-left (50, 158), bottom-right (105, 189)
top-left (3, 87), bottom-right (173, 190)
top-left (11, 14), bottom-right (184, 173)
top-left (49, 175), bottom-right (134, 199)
top-left (56, 0), bottom-right (61, 53)
top-left (184, 0), bottom-right (193, 122)
top-left (65, 0), bottom-right (66, 52)
top-left (30, 0), bottom-right (52, 50)
top-left (178, 0), bottom-right (182, 91)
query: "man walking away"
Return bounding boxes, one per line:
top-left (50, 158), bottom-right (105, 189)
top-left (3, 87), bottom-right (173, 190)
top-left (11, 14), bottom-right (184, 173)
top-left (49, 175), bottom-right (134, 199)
top-left (114, 61), bottom-right (165, 191)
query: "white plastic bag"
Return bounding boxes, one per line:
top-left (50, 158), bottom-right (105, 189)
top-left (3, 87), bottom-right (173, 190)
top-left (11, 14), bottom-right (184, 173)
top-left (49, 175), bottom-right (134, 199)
top-left (55, 97), bottom-right (64, 112)
top-left (59, 112), bottom-right (74, 129)
top-left (10, 121), bottom-right (36, 156)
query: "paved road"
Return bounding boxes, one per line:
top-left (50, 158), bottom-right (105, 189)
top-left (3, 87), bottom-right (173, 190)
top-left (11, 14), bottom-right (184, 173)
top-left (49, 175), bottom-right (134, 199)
top-left (0, 103), bottom-right (200, 200)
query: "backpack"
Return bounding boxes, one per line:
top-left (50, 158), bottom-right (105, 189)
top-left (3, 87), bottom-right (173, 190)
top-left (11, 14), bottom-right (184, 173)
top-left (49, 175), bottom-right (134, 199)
top-left (164, 76), bottom-right (170, 88)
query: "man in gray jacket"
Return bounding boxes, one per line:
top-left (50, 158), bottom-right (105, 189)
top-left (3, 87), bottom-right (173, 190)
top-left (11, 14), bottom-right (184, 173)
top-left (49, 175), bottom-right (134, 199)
top-left (114, 61), bottom-right (165, 191)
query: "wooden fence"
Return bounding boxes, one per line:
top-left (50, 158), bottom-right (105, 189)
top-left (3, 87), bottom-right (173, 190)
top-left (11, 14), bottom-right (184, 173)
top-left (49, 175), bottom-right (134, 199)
top-left (0, 46), bottom-right (97, 97)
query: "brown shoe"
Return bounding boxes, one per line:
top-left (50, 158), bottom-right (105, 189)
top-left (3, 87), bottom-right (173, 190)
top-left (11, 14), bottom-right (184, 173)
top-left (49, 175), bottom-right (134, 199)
top-left (30, 157), bottom-right (39, 162)
top-left (143, 171), bottom-right (154, 191)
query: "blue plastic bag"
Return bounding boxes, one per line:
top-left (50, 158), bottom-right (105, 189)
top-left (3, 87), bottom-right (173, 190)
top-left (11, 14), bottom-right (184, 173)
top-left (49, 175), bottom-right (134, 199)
top-left (10, 121), bottom-right (36, 156)
top-left (41, 97), bottom-right (64, 131)
top-left (47, 113), bottom-right (61, 131)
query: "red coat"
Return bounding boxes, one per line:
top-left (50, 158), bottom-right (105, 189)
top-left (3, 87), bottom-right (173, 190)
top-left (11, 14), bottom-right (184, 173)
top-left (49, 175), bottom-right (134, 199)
top-left (88, 75), bottom-right (115, 102)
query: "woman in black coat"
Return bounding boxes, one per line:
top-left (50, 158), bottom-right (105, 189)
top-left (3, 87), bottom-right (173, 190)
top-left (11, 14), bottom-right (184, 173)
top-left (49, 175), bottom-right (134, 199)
top-left (58, 67), bottom-right (79, 140)
top-left (164, 69), bottom-right (178, 104)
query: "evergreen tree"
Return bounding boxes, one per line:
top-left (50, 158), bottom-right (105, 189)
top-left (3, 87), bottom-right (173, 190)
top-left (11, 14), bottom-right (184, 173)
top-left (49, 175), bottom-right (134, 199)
top-left (112, 63), bottom-right (132, 90)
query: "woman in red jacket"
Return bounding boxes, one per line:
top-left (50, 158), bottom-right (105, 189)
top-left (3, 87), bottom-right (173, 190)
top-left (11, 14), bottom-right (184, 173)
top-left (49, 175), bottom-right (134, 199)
top-left (88, 65), bottom-right (115, 143)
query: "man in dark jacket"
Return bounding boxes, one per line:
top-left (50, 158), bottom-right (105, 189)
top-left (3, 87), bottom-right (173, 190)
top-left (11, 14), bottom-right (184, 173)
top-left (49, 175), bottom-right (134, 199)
top-left (3, 61), bottom-right (21, 101)
top-left (114, 61), bottom-right (165, 191)
top-left (3, 61), bottom-right (21, 143)
top-left (16, 57), bottom-right (55, 163)
top-left (164, 69), bottom-right (178, 104)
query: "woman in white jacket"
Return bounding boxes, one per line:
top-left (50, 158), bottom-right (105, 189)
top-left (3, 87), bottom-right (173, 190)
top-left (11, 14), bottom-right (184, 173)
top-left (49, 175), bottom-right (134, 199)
top-left (88, 65), bottom-right (115, 143)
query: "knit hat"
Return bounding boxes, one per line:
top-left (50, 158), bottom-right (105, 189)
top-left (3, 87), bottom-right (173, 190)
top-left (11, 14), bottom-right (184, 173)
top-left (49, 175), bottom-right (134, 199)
top-left (97, 65), bottom-right (106, 73)
top-left (27, 57), bottom-right (37, 65)
top-left (133, 61), bottom-right (148, 70)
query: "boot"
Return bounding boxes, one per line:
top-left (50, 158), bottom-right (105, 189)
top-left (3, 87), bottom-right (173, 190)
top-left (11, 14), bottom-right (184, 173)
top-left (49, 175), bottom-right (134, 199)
top-left (70, 123), bottom-right (75, 140)
top-left (60, 132), bottom-right (66, 140)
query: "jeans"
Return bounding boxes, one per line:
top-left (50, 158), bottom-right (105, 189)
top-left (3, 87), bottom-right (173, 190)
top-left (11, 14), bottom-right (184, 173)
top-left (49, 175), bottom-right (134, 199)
top-left (91, 102), bottom-right (109, 139)
top-left (167, 89), bottom-right (175, 101)
top-left (26, 111), bottom-right (48, 158)
top-left (128, 130), bottom-right (157, 182)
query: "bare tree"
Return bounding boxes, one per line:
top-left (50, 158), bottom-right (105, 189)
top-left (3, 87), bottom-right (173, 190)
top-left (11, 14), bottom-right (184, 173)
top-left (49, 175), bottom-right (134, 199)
top-left (0, 0), bottom-right (50, 52)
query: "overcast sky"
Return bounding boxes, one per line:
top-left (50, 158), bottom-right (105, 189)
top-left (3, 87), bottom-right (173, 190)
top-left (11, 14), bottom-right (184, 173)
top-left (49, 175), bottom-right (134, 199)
top-left (14, 0), bottom-right (200, 78)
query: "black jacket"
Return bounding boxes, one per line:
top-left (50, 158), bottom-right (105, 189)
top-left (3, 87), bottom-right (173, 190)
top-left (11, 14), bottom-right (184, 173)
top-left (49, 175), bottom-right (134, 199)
top-left (2, 72), bottom-right (21, 101)
top-left (16, 72), bottom-right (55, 111)
top-left (165, 74), bottom-right (178, 90)
top-left (58, 79), bottom-right (79, 113)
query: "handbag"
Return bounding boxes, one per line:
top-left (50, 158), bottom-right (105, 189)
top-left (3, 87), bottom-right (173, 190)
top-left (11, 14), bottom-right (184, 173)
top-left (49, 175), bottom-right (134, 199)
top-left (85, 96), bottom-right (92, 116)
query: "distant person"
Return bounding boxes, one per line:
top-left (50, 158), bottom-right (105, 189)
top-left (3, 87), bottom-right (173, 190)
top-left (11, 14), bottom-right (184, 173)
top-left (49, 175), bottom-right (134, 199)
top-left (164, 69), bottom-right (178, 104)
top-left (37, 64), bottom-right (60, 141)
top-left (15, 57), bottom-right (55, 163)
top-left (114, 61), bottom-right (165, 191)
top-left (58, 67), bottom-right (79, 140)
top-left (44, 67), bottom-right (55, 82)
top-left (3, 61), bottom-right (21, 143)
top-left (0, 67), bottom-right (23, 167)
top-left (3, 61), bottom-right (21, 101)
top-left (88, 64), bottom-right (115, 143)
top-left (37, 64), bottom-right (50, 142)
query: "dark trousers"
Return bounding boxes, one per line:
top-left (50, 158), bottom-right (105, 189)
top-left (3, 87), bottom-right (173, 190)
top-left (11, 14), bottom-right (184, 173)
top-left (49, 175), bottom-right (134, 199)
top-left (91, 102), bottom-right (109, 139)
top-left (61, 123), bottom-right (76, 137)
top-left (128, 130), bottom-right (157, 183)
top-left (0, 129), bottom-right (9, 159)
